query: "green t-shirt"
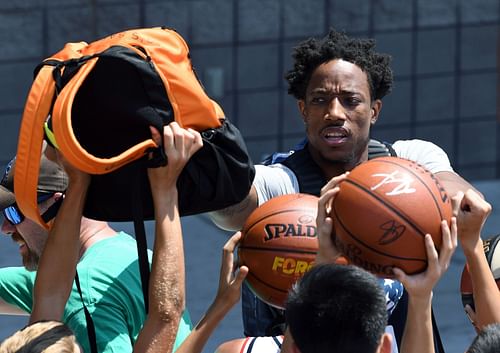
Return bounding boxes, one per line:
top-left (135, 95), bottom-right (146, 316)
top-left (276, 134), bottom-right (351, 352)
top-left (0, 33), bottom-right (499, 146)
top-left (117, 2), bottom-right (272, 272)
top-left (0, 232), bottom-right (192, 353)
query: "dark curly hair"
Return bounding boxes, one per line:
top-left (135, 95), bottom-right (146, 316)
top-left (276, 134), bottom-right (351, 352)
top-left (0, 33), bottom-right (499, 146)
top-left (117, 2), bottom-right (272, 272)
top-left (285, 29), bottom-right (393, 101)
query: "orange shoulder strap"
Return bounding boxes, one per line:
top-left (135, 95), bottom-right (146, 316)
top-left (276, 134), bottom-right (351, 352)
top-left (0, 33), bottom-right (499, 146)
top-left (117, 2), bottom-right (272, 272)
top-left (51, 27), bottom-right (222, 175)
top-left (51, 56), bottom-right (159, 174)
top-left (50, 29), bottom-right (168, 175)
top-left (14, 66), bottom-right (57, 229)
top-left (15, 41), bottom-right (88, 229)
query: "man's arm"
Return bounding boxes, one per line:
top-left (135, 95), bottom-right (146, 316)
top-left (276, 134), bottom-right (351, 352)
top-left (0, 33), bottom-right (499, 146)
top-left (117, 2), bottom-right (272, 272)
top-left (133, 123), bottom-right (202, 353)
top-left (393, 219), bottom-right (457, 353)
top-left (435, 171), bottom-right (482, 199)
top-left (209, 162), bottom-right (301, 232)
top-left (0, 267), bottom-right (35, 315)
top-left (30, 151), bottom-right (90, 323)
top-left (208, 186), bottom-right (258, 231)
top-left (454, 190), bottom-right (500, 329)
top-left (392, 139), bottom-right (480, 198)
top-left (0, 298), bottom-right (28, 315)
top-left (176, 232), bottom-right (248, 353)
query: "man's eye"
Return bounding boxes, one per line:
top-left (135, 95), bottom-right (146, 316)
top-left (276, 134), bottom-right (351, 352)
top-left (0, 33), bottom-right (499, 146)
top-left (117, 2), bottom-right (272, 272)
top-left (344, 97), bottom-right (361, 106)
top-left (311, 97), bottom-right (326, 104)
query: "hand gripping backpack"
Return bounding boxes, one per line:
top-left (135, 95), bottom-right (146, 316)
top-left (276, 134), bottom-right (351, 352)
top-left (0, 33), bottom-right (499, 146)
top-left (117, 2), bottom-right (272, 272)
top-left (14, 27), bottom-right (255, 229)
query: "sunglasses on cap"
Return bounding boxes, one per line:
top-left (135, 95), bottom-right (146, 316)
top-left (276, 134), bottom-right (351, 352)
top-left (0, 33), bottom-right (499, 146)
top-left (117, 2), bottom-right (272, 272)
top-left (2, 193), bottom-right (63, 226)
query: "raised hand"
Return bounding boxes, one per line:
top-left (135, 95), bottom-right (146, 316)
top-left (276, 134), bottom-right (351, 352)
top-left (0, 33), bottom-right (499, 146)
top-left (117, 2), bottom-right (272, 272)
top-left (173, 233), bottom-right (249, 353)
top-left (393, 218), bottom-right (457, 298)
top-left (147, 122), bottom-right (203, 193)
top-left (393, 218), bottom-right (457, 353)
top-left (45, 144), bottom-right (91, 189)
top-left (214, 232), bottom-right (249, 309)
top-left (452, 189), bottom-right (500, 330)
top-left (316, 173), bottom-right (348, 264)
top-left (452, 189), bottom-right (492, 254)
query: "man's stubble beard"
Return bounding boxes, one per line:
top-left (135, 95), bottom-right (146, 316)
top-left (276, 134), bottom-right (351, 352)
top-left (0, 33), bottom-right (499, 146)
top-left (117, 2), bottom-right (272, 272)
top-left (322, 134), bottom-right (371, 170)
top-left (12, 232), bottom-right (40, 271)
top-left (23, 252), bottom-right (40, 272)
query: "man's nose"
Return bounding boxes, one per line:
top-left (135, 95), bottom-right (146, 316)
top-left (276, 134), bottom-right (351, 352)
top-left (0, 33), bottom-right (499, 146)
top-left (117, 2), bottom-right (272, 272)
top-left (326, 97), bottom-right (346, 121)
top-left (1, 219), bottom-right (15, 235)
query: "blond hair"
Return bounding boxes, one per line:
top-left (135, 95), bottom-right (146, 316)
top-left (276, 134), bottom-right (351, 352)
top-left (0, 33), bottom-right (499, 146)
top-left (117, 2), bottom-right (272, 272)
top-left (0, 321), bottom-right (79, 353)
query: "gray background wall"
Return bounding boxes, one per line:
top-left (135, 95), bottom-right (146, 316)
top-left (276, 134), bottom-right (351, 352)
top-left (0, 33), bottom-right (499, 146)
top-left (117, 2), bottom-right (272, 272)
top-left (0, 0), bottom-right (499, 179)
top-left (0, 0), bottom-right (499, 352)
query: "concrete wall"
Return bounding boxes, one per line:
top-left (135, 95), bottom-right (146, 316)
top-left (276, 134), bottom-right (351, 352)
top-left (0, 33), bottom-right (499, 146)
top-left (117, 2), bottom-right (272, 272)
top-left (0, 0), bottom-right (498, 181)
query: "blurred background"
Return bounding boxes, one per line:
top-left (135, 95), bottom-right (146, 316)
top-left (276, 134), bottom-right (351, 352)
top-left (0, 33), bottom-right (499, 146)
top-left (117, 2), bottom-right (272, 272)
top-left (0, 0), bottom-right (498, 352)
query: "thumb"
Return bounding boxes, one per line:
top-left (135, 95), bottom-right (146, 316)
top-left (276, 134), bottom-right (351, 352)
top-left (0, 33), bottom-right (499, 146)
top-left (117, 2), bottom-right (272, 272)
top-left (149, 126), bottom-right (162, 146)
top-left (464, 304), bottom-right (477, 322)
top-left (451, 191), bottom-right (464, 217)
top-left (392, 267), bottom-right (406, 284)
top-left (233, 266), bottom-right (249, 287)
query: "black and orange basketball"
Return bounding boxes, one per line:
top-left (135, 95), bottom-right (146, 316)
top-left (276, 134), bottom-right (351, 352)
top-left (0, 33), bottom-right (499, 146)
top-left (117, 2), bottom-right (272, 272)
top-left (332, 156), bottom-right (452, 277)
top-left (460, 234), bottom-right (500, 318)
top-left (239, 193), bottom-right (319, 309)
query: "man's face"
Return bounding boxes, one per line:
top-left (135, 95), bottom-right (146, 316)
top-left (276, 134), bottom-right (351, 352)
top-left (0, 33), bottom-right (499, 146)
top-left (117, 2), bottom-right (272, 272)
top-left (1, 200), bottom-right (52, 271)
top-left (299, 59), bottom-right (381, 171)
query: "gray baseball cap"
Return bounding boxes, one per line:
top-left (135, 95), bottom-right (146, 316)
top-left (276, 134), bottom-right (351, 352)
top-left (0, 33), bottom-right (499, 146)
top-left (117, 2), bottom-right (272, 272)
top-left (0, 154), bottom-right (68, 211)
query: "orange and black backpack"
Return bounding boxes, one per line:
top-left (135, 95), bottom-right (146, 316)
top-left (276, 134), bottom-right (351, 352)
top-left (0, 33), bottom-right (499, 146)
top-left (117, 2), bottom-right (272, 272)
top-left (14, 27), bottom-right (254, 352)
top-left (15, 26), bottom-right (254, 229)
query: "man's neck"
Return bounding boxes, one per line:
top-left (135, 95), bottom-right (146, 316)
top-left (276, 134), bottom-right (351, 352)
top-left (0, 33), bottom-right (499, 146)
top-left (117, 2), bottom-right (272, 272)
top-left (307, 144), bottom-right (369, 181)
top-left (78, 218), bottom-right (116, 259)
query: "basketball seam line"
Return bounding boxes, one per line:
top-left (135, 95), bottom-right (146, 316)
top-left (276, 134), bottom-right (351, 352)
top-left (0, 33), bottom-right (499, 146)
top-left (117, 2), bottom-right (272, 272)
top-left (343, 178), bottom-right (427, 239)
top-left (333, 203), bottom-right (427, 263)
top-left (239, 246), bottom-right (317, 254)
top-left (240, 245), bottom-right (317, 254)
top-left (244, 209), bottom-right (316, 233)
top-left (247, 272), bottom-right (289, 294)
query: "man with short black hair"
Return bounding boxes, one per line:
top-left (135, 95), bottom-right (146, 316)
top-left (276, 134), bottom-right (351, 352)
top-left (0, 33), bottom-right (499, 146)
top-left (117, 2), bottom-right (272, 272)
top-left (286, 263), bottom-right (391, 353)
top-left (467, 323), bottom-right (500, 353)
top-left (209, 29), bottom-right (476, 350)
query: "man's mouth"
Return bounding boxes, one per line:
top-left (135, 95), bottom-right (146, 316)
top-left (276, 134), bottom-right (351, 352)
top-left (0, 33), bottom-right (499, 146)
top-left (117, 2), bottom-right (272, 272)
top-left (11, 232), bottom-right (23, 244)
top-left (18, 242), bottom-right (27, 253)
top-left (322, 127), bottom-right (349, 145)
top-left (11, 233), bottom-right (27, 251)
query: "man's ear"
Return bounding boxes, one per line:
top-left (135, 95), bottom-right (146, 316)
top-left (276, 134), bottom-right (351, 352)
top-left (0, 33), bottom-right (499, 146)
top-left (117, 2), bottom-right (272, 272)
top-left (377, 333), bottom-right (393, 353)
top-left (370, 99), bottom-right (382, 125)
top-left (298, 100), bottom-right (306, 122)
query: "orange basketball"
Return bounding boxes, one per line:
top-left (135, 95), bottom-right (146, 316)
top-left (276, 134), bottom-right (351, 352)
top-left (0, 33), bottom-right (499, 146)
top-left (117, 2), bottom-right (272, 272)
top-left (239, 193), bottom-right (319, 309)
top-left (460, 234), bottom-right (500, 317)
top-left (332, 156), bottom-right (452, 277)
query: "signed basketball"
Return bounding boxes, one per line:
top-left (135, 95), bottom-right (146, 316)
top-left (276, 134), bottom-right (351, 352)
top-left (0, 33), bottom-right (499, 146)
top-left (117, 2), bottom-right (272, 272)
top-left (332, 156), bottom-right (452, 276)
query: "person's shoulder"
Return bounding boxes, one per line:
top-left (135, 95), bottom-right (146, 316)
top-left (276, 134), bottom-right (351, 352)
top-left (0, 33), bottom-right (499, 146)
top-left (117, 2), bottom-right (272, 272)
top-left (78, 232), bottom-right (141, 269)
top-left (391, 139), bottom-right (448, 153)
top-left (88, 231), bottom-right (135, 249)
top-left (390, 139), bottom-right (453, 174)
top-left (215, 337), bottom-right (248, 353)
top-left (255, 164), bottom-right (297, 187)
top-left (216, 336), bottom-right (283, 353)
top-left (0, 267), bottom-right (35, 298)
top-left (0, 266), bottom-right (35, 282)
top-left (256, 163), bottom-right (295, 175)
top-left (254, 164), bottom-right (299, 205)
